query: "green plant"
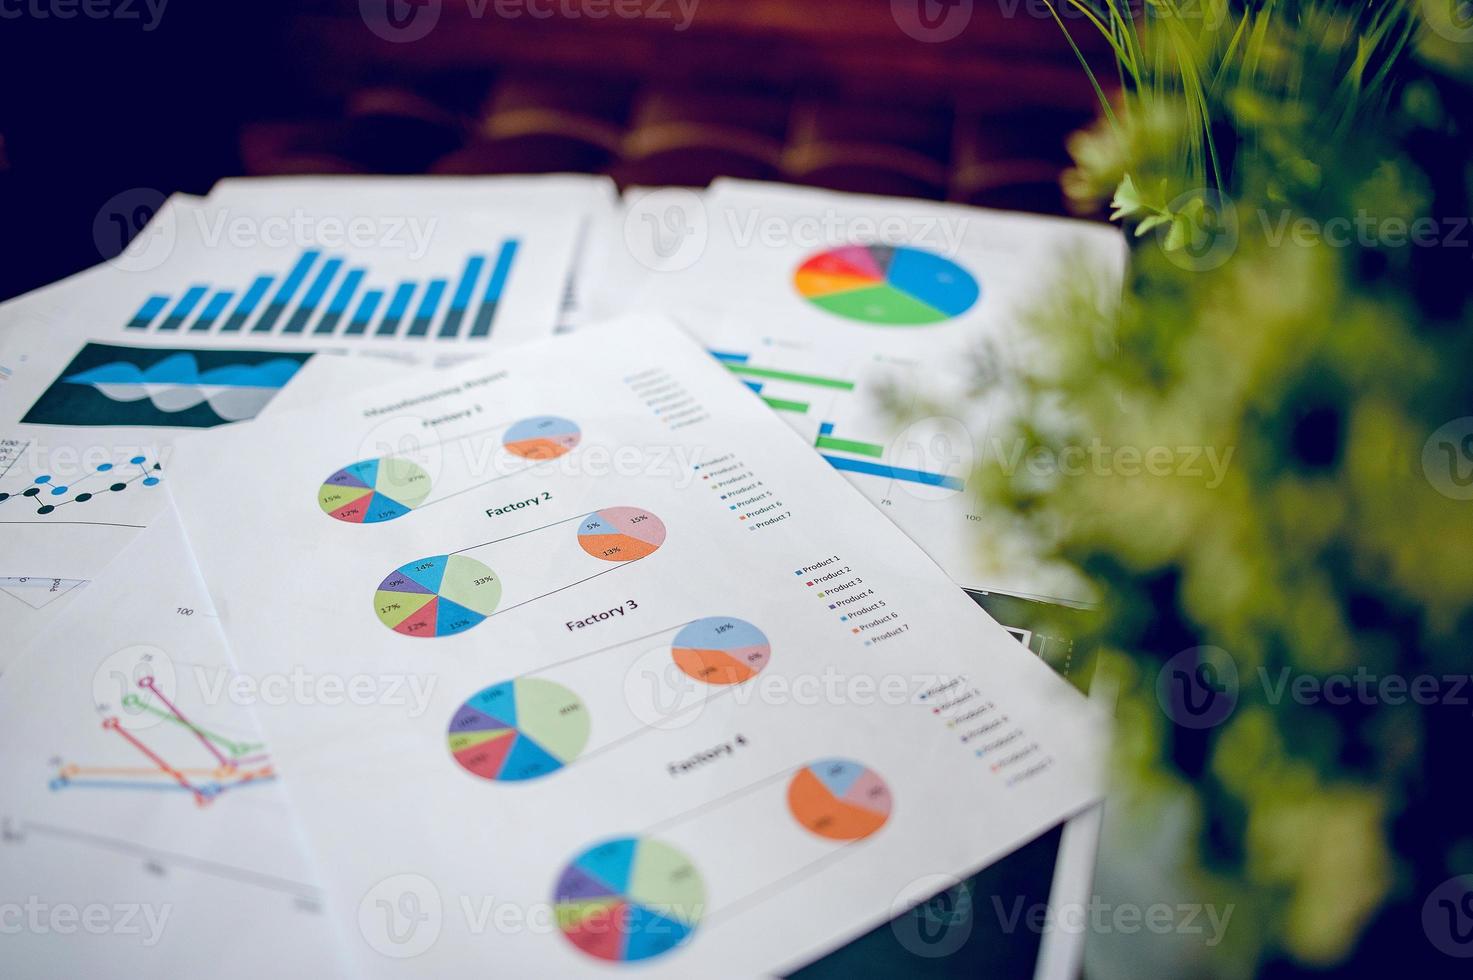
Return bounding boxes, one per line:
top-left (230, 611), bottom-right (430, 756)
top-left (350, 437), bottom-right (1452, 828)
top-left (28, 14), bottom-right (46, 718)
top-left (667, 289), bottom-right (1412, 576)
top-left (991, 2), bottom-right (1473, 975)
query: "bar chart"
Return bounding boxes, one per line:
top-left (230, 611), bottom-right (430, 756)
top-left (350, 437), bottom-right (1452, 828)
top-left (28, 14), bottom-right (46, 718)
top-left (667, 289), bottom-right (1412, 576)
top-left (709, 350), bottom-right (855, 416)
top-left (124, 241), bottom-right (520, 341)
top-left (710, 350), bottom-right (964, 492)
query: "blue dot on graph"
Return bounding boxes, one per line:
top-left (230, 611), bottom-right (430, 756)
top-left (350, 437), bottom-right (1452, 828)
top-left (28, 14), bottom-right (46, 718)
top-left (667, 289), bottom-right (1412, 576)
top-left (50, 486), bottom-right (67, 495)
top-left (98, 463), bottom-right (113, 472)
top-left (143, 477), bottom-right (160, 486)
top-left (130, 456), bottom-right (146, 465)
top-left (35, 475), bottom-right (50, 484)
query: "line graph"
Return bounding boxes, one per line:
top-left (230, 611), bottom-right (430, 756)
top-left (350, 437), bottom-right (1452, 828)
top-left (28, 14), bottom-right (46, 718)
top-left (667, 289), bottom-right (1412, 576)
top-left (50, 675), bottom-right (274, 808)
top-left (0, 438), bottom-right (163, 517)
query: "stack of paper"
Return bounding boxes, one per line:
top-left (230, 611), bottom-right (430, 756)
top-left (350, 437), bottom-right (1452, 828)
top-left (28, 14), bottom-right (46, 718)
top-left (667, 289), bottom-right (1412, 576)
top-left (0, 176), bottom-right (1120, 978)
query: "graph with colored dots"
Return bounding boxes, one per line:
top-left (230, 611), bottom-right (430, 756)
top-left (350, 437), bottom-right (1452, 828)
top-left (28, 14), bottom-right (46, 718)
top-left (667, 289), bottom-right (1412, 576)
top-left (51, 672), bottom-right (275, 809)
top-left (0, 439), bottom-right (162, 517)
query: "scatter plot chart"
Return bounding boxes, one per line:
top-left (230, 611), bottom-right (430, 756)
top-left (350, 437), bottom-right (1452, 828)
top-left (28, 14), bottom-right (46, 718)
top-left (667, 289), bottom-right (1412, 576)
top-left (786, 759), bottom-right (893, 840)
top-left (447, 678), bottom-right (590, 781)
top-left (554, 837), bottom-right (705, 962)
top-left (0, 441), bottom-right (162, 516)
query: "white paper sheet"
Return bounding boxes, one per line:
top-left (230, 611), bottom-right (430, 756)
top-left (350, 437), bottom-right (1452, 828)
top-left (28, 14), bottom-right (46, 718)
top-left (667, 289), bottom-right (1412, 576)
top-left (0, 175), bottom-right (612, 663)
top-left (169, 315), bottom-right (1107, 976)
top-left (603, 180), bottom-right (1127, 604)
top-left (0, 317), bottom-right (420, 665)
top-left (0, 509), bottom-right (348, 978)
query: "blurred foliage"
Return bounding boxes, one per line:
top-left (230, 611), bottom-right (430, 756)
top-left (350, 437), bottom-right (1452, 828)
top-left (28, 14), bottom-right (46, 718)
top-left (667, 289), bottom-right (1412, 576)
top-left (991, 1), bottom-right (1473, 974)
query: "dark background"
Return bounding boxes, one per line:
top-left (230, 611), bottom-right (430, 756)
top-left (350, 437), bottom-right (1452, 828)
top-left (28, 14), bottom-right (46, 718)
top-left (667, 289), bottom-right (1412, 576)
top-left (0, 0), bottom-right (1110, 303)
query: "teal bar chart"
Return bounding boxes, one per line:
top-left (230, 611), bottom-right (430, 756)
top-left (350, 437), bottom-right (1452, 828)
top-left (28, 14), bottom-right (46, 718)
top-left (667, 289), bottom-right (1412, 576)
top-left (120, 240), bottom-right (520, 341)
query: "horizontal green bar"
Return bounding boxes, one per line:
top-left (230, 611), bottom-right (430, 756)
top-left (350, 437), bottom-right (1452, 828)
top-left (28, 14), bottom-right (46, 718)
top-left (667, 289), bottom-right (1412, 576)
top-left (815, 435), bottom-right (885, 458)
top-left (727, 364), bottom-right (855, 391)
top-left (762, 396), bottom-right (810, 413)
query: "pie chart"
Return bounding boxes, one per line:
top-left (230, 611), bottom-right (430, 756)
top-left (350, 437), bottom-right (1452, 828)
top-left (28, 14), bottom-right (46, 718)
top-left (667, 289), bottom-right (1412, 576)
top-left (319, 457), bottom-right (432, 523)
top-left (503, 415), bottom-right (582, 460)
top-left (786, 759), bottom-right (893, 840)
top-left (671, 617), bottom-right (771, 685)
top-left (554, 837), bottom-right (705, 963)
top-left (374, 554), bottom-right (502, 638)
top-left (577, 506), bottom-right (667, 562)
top-left (794, 244), bottom-right (980, 325)
top-left (448, 678), bottom-right (590, 781)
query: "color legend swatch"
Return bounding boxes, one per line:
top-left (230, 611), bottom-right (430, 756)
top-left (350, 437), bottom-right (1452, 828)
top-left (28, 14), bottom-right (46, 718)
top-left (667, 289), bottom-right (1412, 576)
top-left (794, 245), bottom-right (979, 325)
top-left (448, 678), bottom-right (590, 782)
top-left (554, 837), bottom-right (705, 963)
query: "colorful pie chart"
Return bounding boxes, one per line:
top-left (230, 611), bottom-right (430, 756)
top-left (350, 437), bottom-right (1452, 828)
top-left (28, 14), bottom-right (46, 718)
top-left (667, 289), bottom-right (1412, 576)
top-left (448, 678), bottom-right (590, 781)
top-left (554, 837), bottom-right (705, 963)
top-left (671, 617), bottom-right (771, 685)
top-left (786, 759), bottom-right (893, 841)
top-left (374, 554), bottom-right (502, 637)
top-left (577, 506), bottom-right (667, 562)
top-left (504, 415), bottom-right (582, 460)
top-left (795, 244), bottom-right (980, 325)
top-left (319, 457), bottom-right (432, 523)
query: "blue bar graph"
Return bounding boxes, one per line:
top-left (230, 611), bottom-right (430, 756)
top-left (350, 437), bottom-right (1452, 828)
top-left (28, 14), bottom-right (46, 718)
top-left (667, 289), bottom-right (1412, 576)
top-left (119, 240), bottom-right (518, 341)
top-left (316, 269), bottom-right (366, 336)
top-left (189, 291), bottom-right (236, 332)
top-left (127, 295), bottom-right (170, 330)
top-left (283, 258), bottom-right (343, 334)
top-left (377, 283), bottom-right (416, 337)
top-left (438, 256), bottom-right (485, 339)
top-left (470, 240), bottom-right (518, 338)
top-left (407, 280), bottom-right (448, 338)
top-left (253, 251), bottom-right (320, 333)
top-left (157, 286), bottom-right (208, 332)
top-left (820, 453), bottom-right (966, 491)
top-left (222, 276), bottom-right (275, 332)
top-left (345, 289), bottom-right (384, 336)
